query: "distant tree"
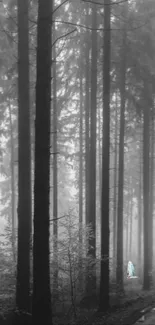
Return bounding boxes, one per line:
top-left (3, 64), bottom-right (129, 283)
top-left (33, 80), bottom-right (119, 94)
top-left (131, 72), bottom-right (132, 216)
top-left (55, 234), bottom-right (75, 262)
top-left (52, 19), bottom-right (58, 297)
top-left (113, 92), bottom-right (118, 278)
top-left (129, 181), bottom-right (133, 257)
top-left (32, 0), bottom-right (53, 323)
top-left (88, 2), bottom-right (97, 293)
top-left (16, 0), bottom-right (31, 313)
top-left (85, 6), bottom-right (90, 227)
top-left (138, 120), bottom-right (142, 278)
top-left (79, 40), bottom-right (83, 227)
top-left (149, 106), bottom-right (154, 283)
top-left (143, 84), bottom-right (150, 290)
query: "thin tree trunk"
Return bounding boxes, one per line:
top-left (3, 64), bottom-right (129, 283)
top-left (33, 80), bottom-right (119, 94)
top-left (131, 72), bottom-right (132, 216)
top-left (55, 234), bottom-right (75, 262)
top-left (8, 101), bottom-right (16, 264)
top-left (84, 9), bottom-right (91, 296)
top-left (52, 20), bottom-right (58, 296)
top-left (116, 1), bottom-right (128, 291)
top-left (143, 86), bottom-right (150, 291)
top-left (148, 107), bottom-right (154, 285)
top-left (79, 62), bottom-right (83, 227)
top-left (32, 0), bottom-right (53, 323)
top-left (85, 8), bottom-right (90, 227)
top-left (98, 107), bottom-right (102, 202)
top-left (129, 183), bottom-right (133, 258)
top-left (88, 3), bottom-right (97, 292)
top-left (138, 120), bottom-right (142, 278)
top-left (113, 92), bottom-right (118, 278)
top-left (16, 0), bottom-right (31, 312)
top-left (125, 175), bottom-right (131, 262)
top-left (99, 0), bottom-right (111, 312)
top-left (79, 50), bottom-right (83, 290)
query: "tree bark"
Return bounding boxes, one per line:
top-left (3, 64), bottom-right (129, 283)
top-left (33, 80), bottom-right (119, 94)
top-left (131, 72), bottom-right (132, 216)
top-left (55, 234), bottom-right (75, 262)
top-left (16, 0), bottom-right (31, 312)
top-left (32, 0), bottom-right (53, 323)
top-left (99, 0), bottom-right (111, 312)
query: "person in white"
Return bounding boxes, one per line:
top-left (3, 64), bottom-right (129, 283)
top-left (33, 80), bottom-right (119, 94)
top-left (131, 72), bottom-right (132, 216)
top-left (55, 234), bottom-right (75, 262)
top-left (127, 260), bottom-right (135, 278)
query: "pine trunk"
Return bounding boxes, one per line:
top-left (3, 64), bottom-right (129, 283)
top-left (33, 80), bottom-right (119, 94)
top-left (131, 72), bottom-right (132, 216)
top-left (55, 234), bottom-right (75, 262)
top-left (32, 0), bottom-right (52, 323)
top-left (8, 101), bottom-right (16, 264)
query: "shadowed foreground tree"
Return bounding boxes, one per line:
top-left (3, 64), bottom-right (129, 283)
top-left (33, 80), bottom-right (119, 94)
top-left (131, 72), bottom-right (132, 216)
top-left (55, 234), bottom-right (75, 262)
top-left (32, 0), bottom-right (53, 324)
top-left (16, 0), bottom-right (31, 313)
top-left (99, 0), bottom-right (111, 312)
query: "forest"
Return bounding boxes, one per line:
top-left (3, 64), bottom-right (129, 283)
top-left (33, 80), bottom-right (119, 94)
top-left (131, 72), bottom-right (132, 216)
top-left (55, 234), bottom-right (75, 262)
top-left (0, 0), bottom-right (155, 324)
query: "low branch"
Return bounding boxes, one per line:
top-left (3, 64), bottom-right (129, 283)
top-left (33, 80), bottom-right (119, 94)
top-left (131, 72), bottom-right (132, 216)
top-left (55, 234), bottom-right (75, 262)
top-left (53, 0), bottom-right (69, 14)
top-left (52, 28), bottom-right (77, 47)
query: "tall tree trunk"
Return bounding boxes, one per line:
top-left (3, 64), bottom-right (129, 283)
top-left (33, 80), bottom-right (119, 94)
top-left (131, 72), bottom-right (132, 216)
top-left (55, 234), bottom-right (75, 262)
top-left (113, 92), bottom-right (118, 278)
top-left (79, 61), bottom-right (83, 227)
top-left (138, 120), bottom-right (142, 278)
top-left (143, 87), bottom-right (150, 291)
top-left (32, 0), bottom-right (52, 323)
top-left (8, 101), bottom-right (16, 264)
top-left (116, 2), bottom-right (128, 291)
top-left (52, 20), bottom-right (58, 296)
top-left (79, 51), bottom-right (83, 290)
top-left (84, 9), bottom-right (91, 296)
top-left (148, 107), bottom-right (154, 285)
top-left (99, 0), bottom-right (111, 312)
top-left (85, 8), bottom-right (90, 227)
top-left (16, 0), bottom-right (31, 312)
top-left (88, 3), bottom-right (97, 292)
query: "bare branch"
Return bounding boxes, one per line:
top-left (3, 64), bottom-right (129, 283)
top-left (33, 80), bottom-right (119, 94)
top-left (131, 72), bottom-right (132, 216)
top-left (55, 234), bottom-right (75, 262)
top-left (54, 19), bottom-right (147, 32)
top-left (52, 28), bottom-right (77, 47)
top-left (53, 0), bottom-right (69, 14)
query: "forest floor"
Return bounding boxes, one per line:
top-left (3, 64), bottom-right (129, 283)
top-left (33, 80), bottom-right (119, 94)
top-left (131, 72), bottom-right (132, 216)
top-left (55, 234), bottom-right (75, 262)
top-left (54, 280), bottom-right (155, 325)
top-left (0, 281), bottom-right (155, 325)
top-left (69, 292), bottom-right (155, 325)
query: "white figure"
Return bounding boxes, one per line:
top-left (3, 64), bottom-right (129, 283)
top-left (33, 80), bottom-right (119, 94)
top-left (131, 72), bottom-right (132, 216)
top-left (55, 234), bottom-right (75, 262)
top-left (127, 261), bottom-right (135, 278)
